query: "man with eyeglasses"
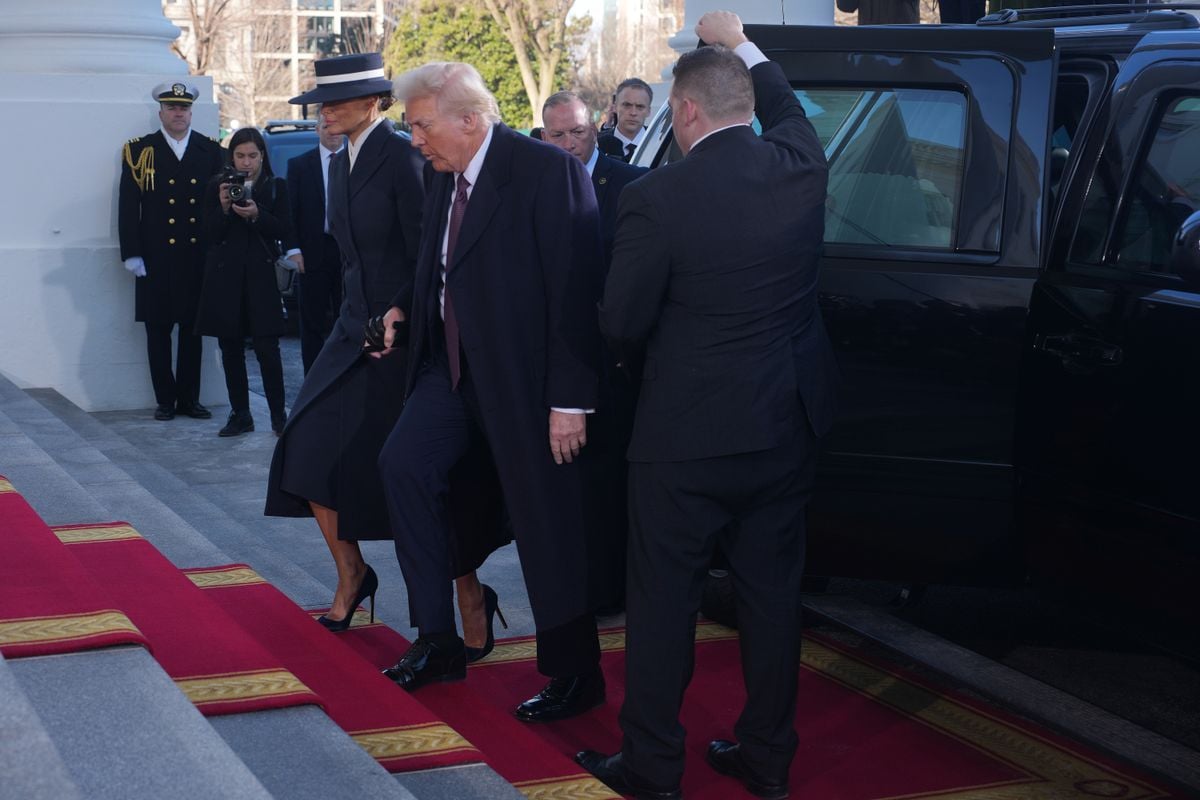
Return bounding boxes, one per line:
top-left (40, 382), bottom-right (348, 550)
top-left (542, 91), bottom-right (646, 617)
top-left (597, 78), bottom-right (653, 163)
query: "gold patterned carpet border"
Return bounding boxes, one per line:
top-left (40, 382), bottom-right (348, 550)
top-left (513, 774), bottom-right (623, 800)
top-left (0, 609), bottom-right (142, 649)
top-left (176, 668), bottom-right (315, 710)
top-left (351, 722), bottom-right (477, 764)
top-left (0, 477), bottom-right (16, 493)
top-left (53, 523), bottom-right (141, 545)
top-left (184, 565), bottom-right (268, 589)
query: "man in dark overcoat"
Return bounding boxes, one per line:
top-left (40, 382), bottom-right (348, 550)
top-left (118, 81), bottom-right (224, 420)
top-left (541, 90), bottom-right (646, 615)
top-left (375, 62), bottom-right (606, 722)
top-left (286, 117), bottom-right (345, 375)
top-left (578, 12), bottom-right (838, 800)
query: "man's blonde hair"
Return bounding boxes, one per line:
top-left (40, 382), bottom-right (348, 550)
top-left (394, 62), bottom-right (501, 125)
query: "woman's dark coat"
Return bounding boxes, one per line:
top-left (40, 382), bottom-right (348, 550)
top-left (195, 174), bottom-right (294, 339)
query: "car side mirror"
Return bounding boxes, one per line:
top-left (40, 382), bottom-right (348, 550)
top-left (1169, 210), bottom-right (1200, 289)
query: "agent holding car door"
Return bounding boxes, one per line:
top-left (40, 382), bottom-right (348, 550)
top-left (577, 11), bottom-right (838, 800)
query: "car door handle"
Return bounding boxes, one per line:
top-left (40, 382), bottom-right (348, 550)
top-left (1033, 333), bottom-right (1123, 366)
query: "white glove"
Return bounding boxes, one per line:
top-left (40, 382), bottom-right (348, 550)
top-left (123, 257), bottom-right (147, 278)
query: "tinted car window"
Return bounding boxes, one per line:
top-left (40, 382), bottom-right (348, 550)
top-left (1112, 95), bottom-right (1200, 274)
top-left (815, 88), bottom-right (966, 250)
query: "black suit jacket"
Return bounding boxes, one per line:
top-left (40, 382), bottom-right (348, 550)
top-left (597, 131), bottom-right (639, 163)
top-left (592, 154), bottom-right (647, 272)
top-left (404, 123), bottom-right (604, 629)
top-left (600, 60), bottom-right (837, 463)
top-left (286, 147), bottom-right (340, 273)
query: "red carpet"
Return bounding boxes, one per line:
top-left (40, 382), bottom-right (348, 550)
top-left (184, 564), bottom-right (483, 773)
top-left (341, 622), bottom-right (620, 800)
top-left (0, 479), bottom-right (147, 658)
top-left (350, 620), bottom-right (1186, 800)
top-left (54, 523), bottom-right (321, 716)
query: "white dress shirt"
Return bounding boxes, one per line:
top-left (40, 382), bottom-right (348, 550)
top-left (160, 126), bottom-right (190, 161)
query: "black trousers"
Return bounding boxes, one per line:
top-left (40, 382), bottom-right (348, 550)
top-left (379, 352), bottom-right (599, 678)
top-left (619, 424), bottom-right (817, 788)
top-left (297, 234), bottom-right (342, 374)
top-left (218, 336), bottom-right (285, 419)
top-left (145, 321), bottom-right (202, 408)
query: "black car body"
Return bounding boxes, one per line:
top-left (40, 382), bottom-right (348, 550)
top-left (634, 6), bottom-right (1200, 613)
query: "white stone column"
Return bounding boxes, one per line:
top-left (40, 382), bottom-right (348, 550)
top-left (663, 0), bottom-right (833, 84)
top-left (0, 0), bottom-right (224, 411)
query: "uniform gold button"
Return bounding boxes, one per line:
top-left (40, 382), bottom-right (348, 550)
top-left (191, 178), bottom-right (197, 184)
top-left (168, 179), bottom-right (175, 185)
top-left (169, 238), bottom-right (176, 244)
top-left (168, 218), bottom-right (175, 224)
top-left (189, 217), bottom-right (196, 223)
top-left (169, 198), bottom-right (176, 205)
top-left (190, 237), bottom-right (197, 244)
top-left (189, 198), bottom-right (196, 204)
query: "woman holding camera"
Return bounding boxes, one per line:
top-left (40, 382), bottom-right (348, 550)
top-left (195, 126), bottom-right (294, 436)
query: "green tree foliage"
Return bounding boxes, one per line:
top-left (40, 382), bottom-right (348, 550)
top-left (383, 0), bottom-right (584, 129)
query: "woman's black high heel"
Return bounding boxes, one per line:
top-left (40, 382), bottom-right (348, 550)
top-left (318, 565), bottom-right (378, 632)
top-left (465, 584), bottom-right (507, 663)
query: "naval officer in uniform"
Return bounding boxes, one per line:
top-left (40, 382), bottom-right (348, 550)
top-left (118, 82), bottom-right (225, 420)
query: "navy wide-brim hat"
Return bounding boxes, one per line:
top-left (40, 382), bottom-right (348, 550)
top-left (289, 52), bottom-right (393, 105)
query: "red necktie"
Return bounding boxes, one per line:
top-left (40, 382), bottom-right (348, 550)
top-left (444, 173), bottom-right (470, 390)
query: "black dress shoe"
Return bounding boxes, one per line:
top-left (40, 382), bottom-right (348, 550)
top-left (218, 409), bottom-right (254, 437)
top-left (706, 739), bottom-right (788, 799)
top-left (154, 404), bottom-right (175, 421)
top-left (464, 584), bottom-right (507, 663)
top-left (176, 401), bottom-right (212, 419)
top-left (270, 412), bottom-right (288, 436)
top-left (514, 671), bottom-right (605, 722)
top-left (382, 636), bottom-right (466, 691)
top-left (574, 750), bottom-right (681, 800)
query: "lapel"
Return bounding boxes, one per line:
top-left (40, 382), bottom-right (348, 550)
top-left (591, 154), bottom-right (612, 211)
top-left (329, 148), bottom-right (361, 267)
top-left (348, 122), bottom-right (391, 200)
top-left (448, 123), bottom-right (511, 272)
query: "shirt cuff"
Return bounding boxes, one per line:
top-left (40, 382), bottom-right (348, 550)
top-left (551, 407), bottom-right (595, 415)
top-left (285, 248), bottom-right (301, 257)
top-left (734, 40), bottom-right (768, 69)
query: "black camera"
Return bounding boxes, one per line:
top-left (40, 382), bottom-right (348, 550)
top-left (222, 168), bottom-right (251, 205)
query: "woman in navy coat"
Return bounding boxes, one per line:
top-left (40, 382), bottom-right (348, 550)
top-left (264, 54), bottom-right (425, 629)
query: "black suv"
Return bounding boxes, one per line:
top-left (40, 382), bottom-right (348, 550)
top-left (634, 5), bottom-right (1200, 615)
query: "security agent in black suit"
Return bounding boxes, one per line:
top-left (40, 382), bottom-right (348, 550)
top-left (286, 118), bottom-right (345, 374)
top-left (542, 91), bottom-right (646, 615)
top-left (118, 82), bottom-right (225, 421)
top-left (596, 77), bottom-right (653, 163)
top-left (577, 12), bottom-right (837, 800)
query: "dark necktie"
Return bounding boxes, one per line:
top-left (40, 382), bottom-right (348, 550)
top-left (625, 142), bottom-right (635, 161)
top-left (443, 173), bottom-right (471, 390)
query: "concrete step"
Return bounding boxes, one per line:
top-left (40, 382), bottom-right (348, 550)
top-left (0, 653), bottom-right (83, 800)
top-left (8, 648), bottom-right (274, 800)
top-left (1, 382), bottom-right (522, 799)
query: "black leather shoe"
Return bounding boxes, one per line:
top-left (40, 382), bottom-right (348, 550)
top-left (382, 637), bottom-right (466, 691)
top-left (464, 584), bottom-right (507, 663)
top-left (218, 409), bottom-right (254, 437)
top-left (706, 739), bottom-right (788, 799)
top-left (574, 751), bottom-right (681, 800)
top-left (270, 412), bottom-right (287, 436)
top-left (176, 401), bottom-right (212, 419)
top-left (154, 404), bottom-right (175, 421)
top-left (514, 671), bottom-right (605, 722)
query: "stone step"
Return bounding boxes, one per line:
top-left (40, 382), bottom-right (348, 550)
top-left (2, 380), bottom-right (522, 799)
top-left (8, 647), bottom-right (274, 800)
top-left (0, 653), bottom-right (83, 800)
